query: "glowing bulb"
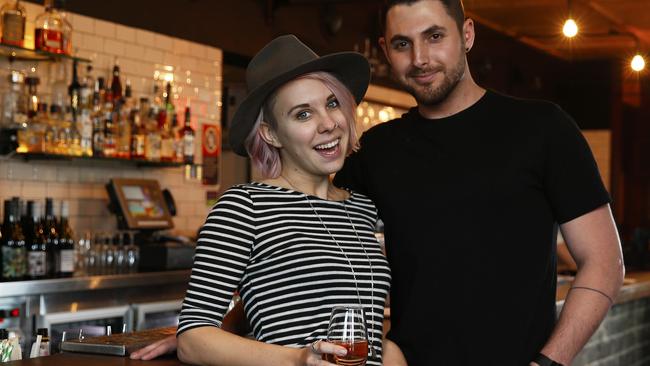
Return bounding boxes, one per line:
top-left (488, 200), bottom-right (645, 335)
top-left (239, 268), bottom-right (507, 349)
top-left (631, 54), bottom-right (645, 72)
top-left (563, 19), bottom-right (578, 38)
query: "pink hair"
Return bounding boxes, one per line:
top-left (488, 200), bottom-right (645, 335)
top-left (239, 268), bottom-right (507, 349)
top-left (244, 71), bottom-right (360, 179)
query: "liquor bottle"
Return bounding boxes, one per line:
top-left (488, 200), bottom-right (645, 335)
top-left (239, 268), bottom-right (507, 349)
top-left (159, 83), bottom-right (175, 161)
top-left (1, 199), bottom-right (26, 281)
top-left (91, 77), bottom-right (105, 157)
top-left (34, 0), bottom-right (64, 53)
top-left (110, 64), bottom-right (123, 104)
top-left (44, 197), bottom-right (58, 278)
top-left (77, 64), bottom-right (93, 156)
top-left (81, 65), bottom-right (94, 110)
top-left (57, 201), bottom-right (74, 277)
top-left (68, 59), bottom-right (81, 123)
top-left (0, 0), bottom-right (26, 47)
top-left (2, 69), bottom-right (28, 128)
top-left (27, 201), bottom-right (48, 279)
top-left (1, 200), bottom-right (12, 281)
top-left (130, 97), bottom-right (147, 160)
top-left (145, 86), bottom-right (163, 161)
top-left (43, 104), bottom-right (57, 154)
top-left (102, 89), bottom-right (116, 157)
top-left (116, 82), bottom-right (132, 159)
top-left (50, 62), bottom-right (68, 114)
top-left (180, 105), bottom-right (195, 164)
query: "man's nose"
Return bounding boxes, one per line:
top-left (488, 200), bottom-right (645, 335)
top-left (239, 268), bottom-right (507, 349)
top-left (412, 42), bottom-right (429, 68)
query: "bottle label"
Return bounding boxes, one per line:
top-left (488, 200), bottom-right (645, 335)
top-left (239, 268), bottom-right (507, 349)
top-left (59, 249), bottom-right (75, 273)
top-left (35, 28), bottom-right (63, 52)
top-left (2, 246), bottom-right (26, 279)
top-left (183, 135), bottom-right (195, 157)
top-left (28, 251), bottom-right (47, 276)
top-left (134, 134), bottom-right (146, 157)
top-left (2, 13), bottom-right (25, 45)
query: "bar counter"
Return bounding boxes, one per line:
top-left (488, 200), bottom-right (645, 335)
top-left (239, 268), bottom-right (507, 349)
top-left (2, 271), bottom-right (649, 365)
top-left (0, 270), bottom-right (192, 297)
top-left (4, 353), bottom-right (186, 365)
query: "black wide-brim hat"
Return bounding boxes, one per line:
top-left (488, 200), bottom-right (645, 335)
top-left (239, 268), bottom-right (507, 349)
top-left (229, 34), bottom-right (371, 156)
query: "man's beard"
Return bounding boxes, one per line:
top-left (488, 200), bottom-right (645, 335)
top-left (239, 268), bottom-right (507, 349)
top-left (395, 53), bottom-right (466, 106)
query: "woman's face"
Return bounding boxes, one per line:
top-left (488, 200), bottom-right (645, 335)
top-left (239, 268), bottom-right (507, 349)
top-left (266, 78), bottom-right (349, 179)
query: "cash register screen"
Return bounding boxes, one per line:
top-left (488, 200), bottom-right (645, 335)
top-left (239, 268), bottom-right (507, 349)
top-left (108, 178), bottom-right (174, 230)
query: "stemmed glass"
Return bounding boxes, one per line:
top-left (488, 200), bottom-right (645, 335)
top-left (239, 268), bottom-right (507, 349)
top-left (325, 306), bottom-right (368, 366)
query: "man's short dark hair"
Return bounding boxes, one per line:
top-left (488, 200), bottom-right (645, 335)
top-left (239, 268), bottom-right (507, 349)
top-left (381, 0), bottom-right (466, 35)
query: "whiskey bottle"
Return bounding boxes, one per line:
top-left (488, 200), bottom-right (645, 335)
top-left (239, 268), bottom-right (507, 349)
top-left (180, 106), bottom-right (194, 164)
top-left (27, 201), bottom-right (48, 279)
top-left (57, 201), bottom-right (74, 277)
top-left (0, 0), bottom-right (26, 47)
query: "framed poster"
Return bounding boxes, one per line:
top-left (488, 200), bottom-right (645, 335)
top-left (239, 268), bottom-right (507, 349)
top-left (202, 123), bottom-right (221, 186)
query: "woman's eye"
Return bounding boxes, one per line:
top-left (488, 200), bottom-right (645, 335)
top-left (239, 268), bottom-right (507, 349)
top-left (327, 99), bottom-right (339, 109)
top-left (296, 110), bottom-right (311, 120)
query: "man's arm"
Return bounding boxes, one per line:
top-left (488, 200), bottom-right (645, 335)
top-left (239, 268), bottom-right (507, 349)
top-left (383, 338), bottom-right (408, 366)
top-left (532, 204), bottom-right (624, 365)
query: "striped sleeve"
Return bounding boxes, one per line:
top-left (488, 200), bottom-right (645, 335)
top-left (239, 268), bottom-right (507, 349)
top-left (177, 186), bottom-right (255, 335)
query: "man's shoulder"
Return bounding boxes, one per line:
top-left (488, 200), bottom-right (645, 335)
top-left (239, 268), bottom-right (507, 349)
top-left (360, 111), bottom-right (413, 142)
top-left (487, 90), bottom-right (562, 116)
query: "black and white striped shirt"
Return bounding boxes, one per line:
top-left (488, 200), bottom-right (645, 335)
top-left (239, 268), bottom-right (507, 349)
top-left (178, 182), bottom-right (391, 365)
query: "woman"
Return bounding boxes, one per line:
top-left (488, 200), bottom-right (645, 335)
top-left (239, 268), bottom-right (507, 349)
top-left (174, 35), bottom-right (394, 366)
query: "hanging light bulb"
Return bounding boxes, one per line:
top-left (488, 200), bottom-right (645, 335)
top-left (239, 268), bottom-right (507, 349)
top-left (563, 19), bottom-right (578, 38)
top-left (631, 54), bottom-right (646, 72)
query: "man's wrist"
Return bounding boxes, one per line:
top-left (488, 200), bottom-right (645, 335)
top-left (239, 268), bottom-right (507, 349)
top-left (533, 352), bottom-right (564, 366)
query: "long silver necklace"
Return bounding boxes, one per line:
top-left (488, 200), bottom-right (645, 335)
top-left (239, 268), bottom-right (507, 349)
top-left (279, 176), bottom-right (378, 359)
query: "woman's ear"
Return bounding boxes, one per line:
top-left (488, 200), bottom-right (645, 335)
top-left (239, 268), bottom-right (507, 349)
top-left (259, 122), bottom-right (282, 148)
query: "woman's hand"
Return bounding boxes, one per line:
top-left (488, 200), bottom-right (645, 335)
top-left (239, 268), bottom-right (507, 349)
top-left (129, 335), bottom-right (177, 360)
top-left (298, 340), bottom-right (347, 366)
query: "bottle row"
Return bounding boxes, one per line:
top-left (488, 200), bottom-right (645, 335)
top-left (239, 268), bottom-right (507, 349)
top-left (1, 0), bottom-right (73, 54)
top-left (0, 197), bottom-right (75, 281)
top-left (1, 58), bottom-right (196, 163)
top-left (0, 197), bottom-right (140, 282)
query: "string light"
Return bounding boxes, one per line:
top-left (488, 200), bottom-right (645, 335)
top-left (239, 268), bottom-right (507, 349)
top-left (562, 19), bottom-right (578, 38)
top-left (631, 54), bottom-right (645, 72)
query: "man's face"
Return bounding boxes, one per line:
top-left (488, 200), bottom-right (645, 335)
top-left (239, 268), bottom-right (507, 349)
top-left (380, 0), bottom-right (469, 106)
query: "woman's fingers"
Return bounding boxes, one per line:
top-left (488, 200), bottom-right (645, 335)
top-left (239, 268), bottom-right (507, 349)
top-left (312, 340), bottom-right (347, 357)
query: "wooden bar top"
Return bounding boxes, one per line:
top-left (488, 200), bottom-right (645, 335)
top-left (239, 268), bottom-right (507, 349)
top-left (4, 353), bottom-right (187, 365)
top-left (556, 271), bottom-right (650, 306)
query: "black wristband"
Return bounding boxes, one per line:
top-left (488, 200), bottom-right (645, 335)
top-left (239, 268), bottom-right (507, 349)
top-left (533, 353), bottom-right (564, 366)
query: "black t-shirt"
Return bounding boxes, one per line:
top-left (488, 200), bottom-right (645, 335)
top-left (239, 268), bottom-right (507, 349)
top-left (334, 90), bottom-right (610, 365)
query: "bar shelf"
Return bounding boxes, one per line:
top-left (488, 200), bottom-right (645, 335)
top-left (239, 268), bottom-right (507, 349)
top-left (11, 152), bottom-right (185, 168)
top-left (0, 42), bottom-right (91, 63)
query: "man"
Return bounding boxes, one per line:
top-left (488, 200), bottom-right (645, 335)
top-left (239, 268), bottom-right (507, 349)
top-left (333, 0), bottom-right (625, 365)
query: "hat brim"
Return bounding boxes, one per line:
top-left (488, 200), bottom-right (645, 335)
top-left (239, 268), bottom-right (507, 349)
top-left (229, 52), bottom-right (370, 156)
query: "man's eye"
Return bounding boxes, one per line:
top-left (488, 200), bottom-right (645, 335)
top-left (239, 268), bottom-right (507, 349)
top-left (393, 41), bottom-right (409, 49)
top-left (430, 34), bottom-right (442, 41)
top-left (327, 99), bottom-right (340, 109)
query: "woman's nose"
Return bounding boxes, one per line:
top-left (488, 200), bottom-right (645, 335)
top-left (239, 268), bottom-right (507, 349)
top-left (318, 113), bottom-right (339, 133)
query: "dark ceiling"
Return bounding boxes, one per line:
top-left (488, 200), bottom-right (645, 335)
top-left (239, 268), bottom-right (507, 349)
top-left (35, 0), bottom-right (650, 61)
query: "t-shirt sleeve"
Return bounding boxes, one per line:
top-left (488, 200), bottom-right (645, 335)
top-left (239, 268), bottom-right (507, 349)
top-left (333, 135), bottom-right (369, 195)
top-left (177, 186), bottom-right (255, 335)
top-left (543, 104), bottom-right (611, 224)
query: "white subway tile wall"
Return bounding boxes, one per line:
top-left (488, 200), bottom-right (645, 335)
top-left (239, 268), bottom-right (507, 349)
top-left (0, 3), bottom-right (222, 237)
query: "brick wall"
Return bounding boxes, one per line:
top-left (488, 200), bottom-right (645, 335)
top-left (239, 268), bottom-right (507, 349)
top-left (569, 297), bottom-right (650, 366)
top-left (0, 3), bottom-right (223, 237)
